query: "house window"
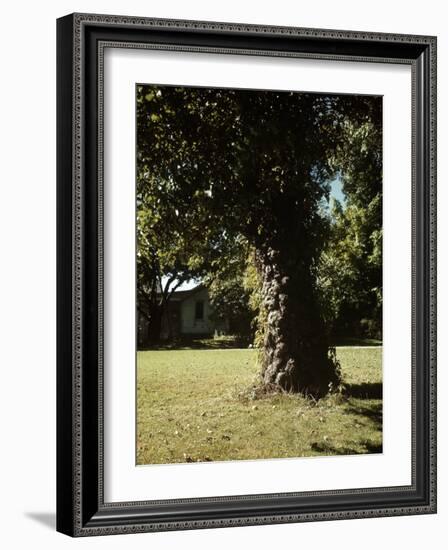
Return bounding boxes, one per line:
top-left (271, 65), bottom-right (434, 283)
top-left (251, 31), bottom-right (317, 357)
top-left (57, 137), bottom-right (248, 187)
top-left (195, 300), bottom-right (204, 321)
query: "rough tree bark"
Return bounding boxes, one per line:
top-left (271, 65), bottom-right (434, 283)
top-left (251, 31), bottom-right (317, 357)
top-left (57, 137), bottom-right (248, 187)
top-left (256, 248), bottom-right (341, 397)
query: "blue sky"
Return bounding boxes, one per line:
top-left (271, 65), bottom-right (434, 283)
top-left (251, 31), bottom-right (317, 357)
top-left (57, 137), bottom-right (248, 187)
top-left (329, 174), bottom-right (346, 207)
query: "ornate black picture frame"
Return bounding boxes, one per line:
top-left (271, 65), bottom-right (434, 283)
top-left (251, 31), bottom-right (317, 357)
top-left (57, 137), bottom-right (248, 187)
top-left (56, 13), bottom-right (437, 537)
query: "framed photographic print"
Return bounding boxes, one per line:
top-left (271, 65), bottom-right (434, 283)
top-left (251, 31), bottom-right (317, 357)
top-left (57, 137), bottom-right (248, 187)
top-left (56, 13), bottom-right (437, 536)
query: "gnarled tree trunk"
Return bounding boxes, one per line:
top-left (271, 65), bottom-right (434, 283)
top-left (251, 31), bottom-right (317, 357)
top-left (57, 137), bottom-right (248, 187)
top-left (256, 248), bottom-right (340, 397)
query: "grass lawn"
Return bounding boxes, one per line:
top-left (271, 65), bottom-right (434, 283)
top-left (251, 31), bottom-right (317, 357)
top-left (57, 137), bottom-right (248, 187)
top-left (137, 346), bottom-right (382, 464)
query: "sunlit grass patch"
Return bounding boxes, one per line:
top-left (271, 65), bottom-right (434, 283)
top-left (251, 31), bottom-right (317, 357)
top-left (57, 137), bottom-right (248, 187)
top-left (137, 347), bottom-right (382, 464)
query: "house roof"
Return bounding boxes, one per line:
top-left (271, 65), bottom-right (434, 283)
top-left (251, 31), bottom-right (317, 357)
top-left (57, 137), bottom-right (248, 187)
top-left (170, 283), bottom-right (206, 302)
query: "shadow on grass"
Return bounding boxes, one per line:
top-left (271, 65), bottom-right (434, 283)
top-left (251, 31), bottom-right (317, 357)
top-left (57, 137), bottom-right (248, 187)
top-left (330, 337), bottom-right (382, 347)
top-left (311, 441), bottom-right (382, 455)
top-left (311, 402), bottom-right (383, 456)
top-left (344, 382), bottom-right (382, 399)
top-left (310, 400), bottom-right (382, 457)
top-left (140, 335), bottom-right (382, 351)
top-left (348, 401), bottom-right (383, 426)
top-left (138, 336), bottom-right (251, 351)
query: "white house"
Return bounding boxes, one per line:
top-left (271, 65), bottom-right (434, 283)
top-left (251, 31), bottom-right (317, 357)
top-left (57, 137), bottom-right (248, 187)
top-left (138, 283), bottom-right (228, 344)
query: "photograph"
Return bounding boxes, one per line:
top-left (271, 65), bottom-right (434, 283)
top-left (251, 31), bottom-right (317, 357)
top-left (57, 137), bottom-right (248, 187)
top-left (136, 84), bottom-right (383, 465)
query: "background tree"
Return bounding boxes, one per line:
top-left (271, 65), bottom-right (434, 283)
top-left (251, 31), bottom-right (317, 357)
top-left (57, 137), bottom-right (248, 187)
top-left (136, 192), bottom-right (205, 344)
top-left (203, 234), bottom-right (255, 341)
top-left (137, 87), bottom-right (225, 343)
top-left (318, 103), bottom-right (382, 340)
top-left (137, 85), bottom-right (381, 396)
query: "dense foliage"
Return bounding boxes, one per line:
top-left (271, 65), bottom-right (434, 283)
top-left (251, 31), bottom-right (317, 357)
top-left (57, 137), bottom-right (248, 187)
top-left (319, 106), bottom-right (382, 339)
